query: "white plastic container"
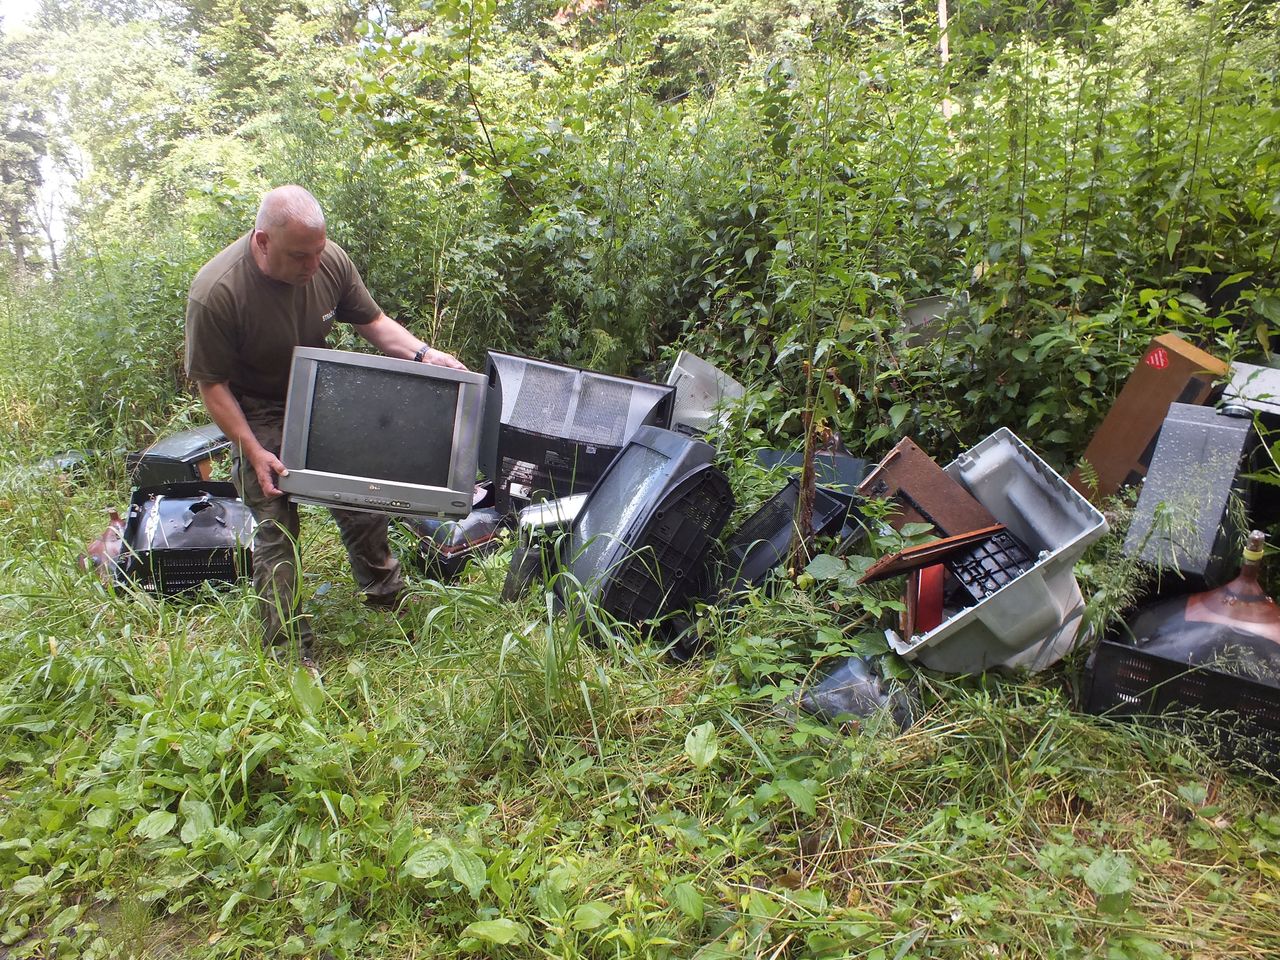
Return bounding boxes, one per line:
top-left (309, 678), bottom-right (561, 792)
top-left (887, 428), bottom-right (1108, 673)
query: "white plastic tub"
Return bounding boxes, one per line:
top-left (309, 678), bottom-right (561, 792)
top-left (887, 428), bottom-right (1108, 673)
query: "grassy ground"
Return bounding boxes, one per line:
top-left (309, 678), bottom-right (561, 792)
top-left (1, 451), bottom-right (1278, 960)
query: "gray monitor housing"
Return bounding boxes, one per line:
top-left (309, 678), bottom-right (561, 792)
top-left (279, 347), bottom-right (488, 518)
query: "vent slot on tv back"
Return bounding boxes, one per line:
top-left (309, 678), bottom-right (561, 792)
top-left (572, 377), bottom-right (633, 444)
top-left (509, 365), bottom-right (574, 434)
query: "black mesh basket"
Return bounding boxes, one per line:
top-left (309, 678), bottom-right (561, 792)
top-left (117, 482), bottom-right (254, 596)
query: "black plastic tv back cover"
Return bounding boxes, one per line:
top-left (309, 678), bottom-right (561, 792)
top-left (117, 482), bottom-right (254, 596)
top-left (722, 477), bottom-right (851, 591)
top-left (558, 426), bottom-right (735, 633)
top-left (127, 423), bottom-right (230, 488)
top-left (481, 352), bottom-right (676, 513)
top-left (598, 465), bottom-right (734, 624)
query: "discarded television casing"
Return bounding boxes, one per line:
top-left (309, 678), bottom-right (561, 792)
top-left (665, 350), bottom-right (746, 435)
top-left (722, 477), bottom-right (852, 591)
top-left (117, 482), bottom-right (254, 596)
top-left (1069, 333), bottom-right (1227, 500)
top-left (127, 423), bottom-right (230, 488)
top-left (482, 351), bottom-right (675, 514)
top-left (1122, 403), bottom-right (1255, 588)
top-left (754, 448), bottom-right (870, 494)
top-left (1222, 362), bottom-right (1280, 427)
top-left (403, 507), bottom-right (508, 581)
top-left (887, 429), bottom-right (1108, 673)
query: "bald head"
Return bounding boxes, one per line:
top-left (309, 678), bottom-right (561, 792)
top-left (255, 185), bottom-right (325, 233)
top-left (251, 186), bottom-right (328, 286)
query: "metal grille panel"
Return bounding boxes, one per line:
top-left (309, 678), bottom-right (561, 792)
top-left (508, 366), bottom-right (575, 431)
top-left (571, 377), bottom-right (634, 445)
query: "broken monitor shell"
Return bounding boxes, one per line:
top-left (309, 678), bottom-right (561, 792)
top-left (1223, 362), bottom-right (1280, 426)
top-left (127, 423), bottom-right (230, 488)
top-left (665, 350), bottom-right (746, 435)
top-left (481, 351), bottom-right (675, 514)
top-left (885, 428), bottom-right (1108, 673)
top-left (1122, 403), bottom-right (1256, 589)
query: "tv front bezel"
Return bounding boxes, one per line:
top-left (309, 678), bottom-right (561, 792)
top-left (279, 346), bottom-right (488, 519)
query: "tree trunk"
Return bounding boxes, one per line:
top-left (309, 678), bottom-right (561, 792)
top-left (939, 0), bottom-right (954, 121)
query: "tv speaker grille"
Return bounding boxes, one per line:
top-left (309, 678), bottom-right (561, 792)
top-left (509, 366), bottom-right (575, 431)
top-left (571, 377), bottom-right (633, 444)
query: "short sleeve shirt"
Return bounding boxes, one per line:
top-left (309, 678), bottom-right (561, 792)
top-left (184, 233), bottom-right (382, 401)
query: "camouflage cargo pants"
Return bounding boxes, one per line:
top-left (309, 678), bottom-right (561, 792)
top-left (232, 396), bottom-right (404, 653)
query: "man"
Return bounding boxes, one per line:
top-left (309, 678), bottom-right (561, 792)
top-left (185, 185), bottom-right (465, 667)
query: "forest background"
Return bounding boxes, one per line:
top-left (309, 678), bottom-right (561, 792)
top-left (1, 0), bottom-right (1280, 958)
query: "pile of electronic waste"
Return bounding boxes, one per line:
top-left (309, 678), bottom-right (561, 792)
top-left (80, 424), bottom-right (254, 596)
top-left (62, 334), bottom-right (1280, 774)
top-left (1073, 338), bottom-right (1280, 774)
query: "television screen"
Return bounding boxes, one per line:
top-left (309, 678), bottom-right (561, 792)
top-left (279, 347), bottom-right (488, 518)
top-left (481, 352), bottom-right (676, 512)
top-left (306, 364), bottom-right (456, 487)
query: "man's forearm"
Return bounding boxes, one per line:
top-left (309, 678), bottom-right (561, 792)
top-left (198, 380), bottom-right (288, 496)
top-left (356, 313), bottom-right (422, 359)
top-left (197, 381), bottom-right (264, 458)
top-left (355, 313), bottom-right (467, 369)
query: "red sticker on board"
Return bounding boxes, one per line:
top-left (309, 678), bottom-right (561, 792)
top-left (1145, 348), bottom-right (1170, 369)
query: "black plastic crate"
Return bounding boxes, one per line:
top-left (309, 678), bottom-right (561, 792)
top-left (599, 466), bottom-right (735, 624)
top-left (118, 482), bottom-right (254, 596)
top-left (723, 478), bottom-right (851, 590)
top-left (947, 529), bottom-right (1036, 603)
top-left (1086, 639), bottom-right (1280, 775)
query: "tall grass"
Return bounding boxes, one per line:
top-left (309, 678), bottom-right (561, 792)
top-left (1, 460), bottom-right (1278, 958)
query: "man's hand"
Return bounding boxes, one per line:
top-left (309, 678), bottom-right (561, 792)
top-left (418, 346), bottom-right (468, 371)
top-left (249, 446), bottom-right (289, 498)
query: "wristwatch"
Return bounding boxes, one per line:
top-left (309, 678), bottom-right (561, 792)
top-left (413, 344), bottom-right (430, 363)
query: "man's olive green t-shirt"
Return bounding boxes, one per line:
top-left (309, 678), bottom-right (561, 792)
top-left (184, 233), bottom-right (382, 401)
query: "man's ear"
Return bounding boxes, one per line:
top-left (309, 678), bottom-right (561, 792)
top-left (250, 229), bottom-right (269, 254)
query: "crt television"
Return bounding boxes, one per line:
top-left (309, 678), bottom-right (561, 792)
top-left (127, 422), bottom-right (230, 488)
top-left (557, 426), bottom-right (735, 629)
top-left (279, 347), bottom-right (488, 518)
top-left (664, 349), bottom-right (745, 436)
top-left (480, 351), bottom-right (676, 513)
